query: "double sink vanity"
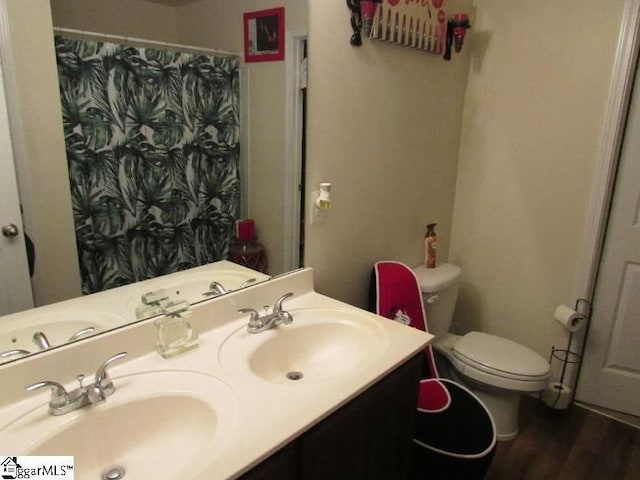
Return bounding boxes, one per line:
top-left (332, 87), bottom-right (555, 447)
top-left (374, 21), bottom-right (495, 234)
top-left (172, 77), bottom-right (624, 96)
top-left (0, 266), bottom-right (431, 479)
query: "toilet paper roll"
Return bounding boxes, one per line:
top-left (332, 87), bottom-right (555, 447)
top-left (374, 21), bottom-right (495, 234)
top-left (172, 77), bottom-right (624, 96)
top-left (541, 382), bottom-right (572, 410)
top-left (554, 304), bottom-right (586, 332)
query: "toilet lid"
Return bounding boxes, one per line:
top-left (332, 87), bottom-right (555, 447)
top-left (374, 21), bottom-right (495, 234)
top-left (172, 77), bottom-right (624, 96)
top-left (452, 331), bottom-right (550, 381)
top-left (413, 263), bottom-right (462, 293)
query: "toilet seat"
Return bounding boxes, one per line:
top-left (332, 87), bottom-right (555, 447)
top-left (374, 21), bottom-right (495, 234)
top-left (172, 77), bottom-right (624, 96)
top-left (451, 332), bottom-right (550, 392)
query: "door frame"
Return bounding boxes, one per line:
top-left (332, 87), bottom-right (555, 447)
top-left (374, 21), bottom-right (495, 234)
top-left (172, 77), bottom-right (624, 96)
top-left (0, 0), bottom-right (34, 244)
top-left (0, 0), bottom-right (34, 313)
top-left (573, 0), bottom-right (640, 393)
top-left (282, 30), bottom-right (307, 272)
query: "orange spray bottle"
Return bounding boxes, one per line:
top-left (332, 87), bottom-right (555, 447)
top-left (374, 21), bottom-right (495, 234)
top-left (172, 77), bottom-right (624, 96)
top-left (424, 223), bottom-right (437, 268)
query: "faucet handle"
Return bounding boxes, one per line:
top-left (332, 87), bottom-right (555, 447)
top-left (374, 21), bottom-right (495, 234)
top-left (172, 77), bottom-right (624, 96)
top-left (273, 292), bottom-right (294, 313)
top-left (238, 308), bottom-right (259, 321)
top-left (94, 352), bottom-right (127, 395)
top-left (239, 308), bottom-right (262, 331)
top-left (204, 281), bottom-right (228, 297)
top-left (239, 278), bottom-right (257, 288)
top-left (33, 331), bottom-right (51, 350)
top-left (26, 381), bottom-right (71, 408)
top-left (68, 326), bottom-right (96, 342)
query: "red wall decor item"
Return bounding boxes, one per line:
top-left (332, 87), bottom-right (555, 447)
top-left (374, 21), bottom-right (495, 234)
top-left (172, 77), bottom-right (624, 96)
top-left (244, 7), bottom-right (285, 63)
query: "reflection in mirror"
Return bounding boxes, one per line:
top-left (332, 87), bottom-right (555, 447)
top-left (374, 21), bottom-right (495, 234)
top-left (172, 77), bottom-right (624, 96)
top-left (0, 0), bottom-right (307, 364)
top-left (54, 33), bottom-right (242, 295)
top-left (0, 261), bottom-right (270, 366)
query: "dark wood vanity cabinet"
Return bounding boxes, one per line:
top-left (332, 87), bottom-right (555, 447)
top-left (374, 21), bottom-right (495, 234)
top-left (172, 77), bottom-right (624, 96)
top-left (240, 353), bottom-right (422, 480)
top-left (239, 444), bottom-right (298, 480)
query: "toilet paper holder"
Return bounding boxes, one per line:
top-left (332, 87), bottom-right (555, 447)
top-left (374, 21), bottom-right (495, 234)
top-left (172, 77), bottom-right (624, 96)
top-left (544, 298), bottom-right (592, 409)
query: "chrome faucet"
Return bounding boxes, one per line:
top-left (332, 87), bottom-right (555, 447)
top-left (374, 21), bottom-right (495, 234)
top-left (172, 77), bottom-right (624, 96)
top-left (203, 278), bottom-right (257, 297)
top-left (239, 292), bottom-right (294, 334)
top-left (26, 351), bottom-right (127, 416)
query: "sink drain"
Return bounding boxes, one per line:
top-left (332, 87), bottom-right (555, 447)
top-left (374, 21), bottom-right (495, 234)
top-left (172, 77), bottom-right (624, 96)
top-left (286, 371), bottom-right (304, 381)
top-left (101, 465), bottom-right (126, 480)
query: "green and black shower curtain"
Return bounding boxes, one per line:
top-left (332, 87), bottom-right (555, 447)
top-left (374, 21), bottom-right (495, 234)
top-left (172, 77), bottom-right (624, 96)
top-left (54, 36), bottom-right (240, 295)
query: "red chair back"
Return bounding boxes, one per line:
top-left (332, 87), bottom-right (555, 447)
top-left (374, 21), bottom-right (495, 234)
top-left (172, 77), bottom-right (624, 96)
top-left (373, 261), bottom-right (439, 379)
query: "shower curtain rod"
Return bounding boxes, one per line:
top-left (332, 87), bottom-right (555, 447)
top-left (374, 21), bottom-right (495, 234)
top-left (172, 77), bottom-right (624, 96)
top-left (53, 27), bottom-right (239, 58)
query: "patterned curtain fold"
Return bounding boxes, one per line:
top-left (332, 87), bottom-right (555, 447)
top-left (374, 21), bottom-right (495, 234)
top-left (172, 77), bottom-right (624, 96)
top-left (54, 36), bottom-right (240, 294)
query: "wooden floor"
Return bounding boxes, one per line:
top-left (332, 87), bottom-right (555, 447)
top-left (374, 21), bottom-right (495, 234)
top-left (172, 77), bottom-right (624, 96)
top-left (485, 396), bottom-right (640, 480)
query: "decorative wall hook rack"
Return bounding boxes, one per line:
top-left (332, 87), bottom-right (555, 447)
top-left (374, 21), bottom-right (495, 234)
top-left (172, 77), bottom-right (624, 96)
top-left (347, 0), bottom-right (471, 60)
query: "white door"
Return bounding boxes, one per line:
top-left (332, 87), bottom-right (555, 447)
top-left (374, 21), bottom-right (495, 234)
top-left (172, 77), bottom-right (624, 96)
top-left (0, 59), bottom-right (33, 315)
top-left (576, 61), bottom-right (640, 416)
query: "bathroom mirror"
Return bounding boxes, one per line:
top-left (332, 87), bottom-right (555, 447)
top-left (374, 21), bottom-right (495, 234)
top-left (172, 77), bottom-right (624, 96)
top-left (0, 0), bottom-right (308, 364)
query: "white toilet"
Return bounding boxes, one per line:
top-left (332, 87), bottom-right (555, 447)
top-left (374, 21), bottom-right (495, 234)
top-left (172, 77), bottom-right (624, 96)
top-left (413, 263), bottom-right (550, 441)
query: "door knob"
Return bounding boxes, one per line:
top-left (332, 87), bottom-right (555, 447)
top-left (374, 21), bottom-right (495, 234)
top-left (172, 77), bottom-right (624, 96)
top-left (2, 223), bottom-right (19, 237)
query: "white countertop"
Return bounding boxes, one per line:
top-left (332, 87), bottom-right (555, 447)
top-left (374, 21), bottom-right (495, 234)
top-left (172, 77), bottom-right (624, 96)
top-left (0, 268), bottom-right (432, 479)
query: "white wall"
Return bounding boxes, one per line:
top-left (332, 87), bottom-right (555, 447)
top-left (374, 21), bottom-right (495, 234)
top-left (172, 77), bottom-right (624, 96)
top-left (51, 0), bottom-right (179, 41)
top-left (305, 0), bottom-right (471, 308)
top-left (449, 0), bottom-right (626, 357)
top-left (305, 0), bottom-right (627, 363)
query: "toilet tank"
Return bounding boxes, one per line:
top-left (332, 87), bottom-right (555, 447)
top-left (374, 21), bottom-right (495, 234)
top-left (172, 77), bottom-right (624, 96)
top-left (412, 263), bottom-right (462, 339)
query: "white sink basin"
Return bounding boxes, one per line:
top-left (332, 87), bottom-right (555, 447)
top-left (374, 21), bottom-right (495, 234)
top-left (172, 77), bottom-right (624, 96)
top-left (219, 308), bottom-right (388, 383)
top-left (0, 371), bottom-right (238, 479)
top-left (0, 309), bottom-right (125, 363)
top-left (0, 320), bottom-right (97, 355)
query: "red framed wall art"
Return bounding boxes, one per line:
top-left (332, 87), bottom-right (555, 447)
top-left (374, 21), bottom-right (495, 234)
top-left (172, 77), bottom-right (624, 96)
top-left (243, 7), bottom-right (285, 63)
